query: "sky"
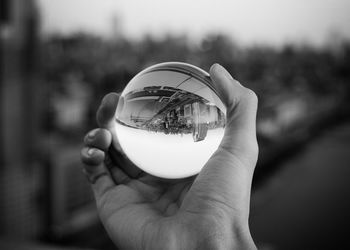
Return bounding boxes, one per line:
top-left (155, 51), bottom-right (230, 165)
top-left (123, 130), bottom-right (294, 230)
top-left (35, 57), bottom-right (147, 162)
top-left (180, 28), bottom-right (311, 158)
top-left (37, 0), bottom-right (350, 46)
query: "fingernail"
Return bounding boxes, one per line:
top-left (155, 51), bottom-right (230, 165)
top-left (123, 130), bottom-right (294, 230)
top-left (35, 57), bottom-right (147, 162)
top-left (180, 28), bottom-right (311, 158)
top-left (88, 129), bottom-right (97, 139)
top-left (210, 63), bottom-right (221, 72)
top-left (87, 148), bottom-right (96, 156)
top-left (211, 63), bottom-right (228, 76)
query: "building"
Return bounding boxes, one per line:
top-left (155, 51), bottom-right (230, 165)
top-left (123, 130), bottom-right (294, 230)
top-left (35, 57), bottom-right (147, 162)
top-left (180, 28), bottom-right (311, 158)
top-left (193, 123), bottom-right (208, 142)
top-left (191, 102), bottom-right (208, 142)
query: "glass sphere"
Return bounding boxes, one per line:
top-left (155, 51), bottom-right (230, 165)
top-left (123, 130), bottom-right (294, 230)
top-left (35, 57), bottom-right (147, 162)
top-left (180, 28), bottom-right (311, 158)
top-left (114, 62), bottom-right (226, 179)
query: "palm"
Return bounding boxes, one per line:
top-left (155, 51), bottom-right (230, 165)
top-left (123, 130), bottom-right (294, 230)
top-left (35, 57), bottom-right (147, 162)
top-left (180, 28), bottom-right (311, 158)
top-left (107, 174), bottom-right (193, 215)
top-left (98, 170), bottom-right (194, 248)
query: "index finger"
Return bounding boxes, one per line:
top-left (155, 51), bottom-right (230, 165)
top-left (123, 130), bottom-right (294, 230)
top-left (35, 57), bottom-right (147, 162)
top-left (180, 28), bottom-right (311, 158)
top-left (96, 93), bottom-right (120, 129)
top-left (96, 92), bottom-right (143, 178)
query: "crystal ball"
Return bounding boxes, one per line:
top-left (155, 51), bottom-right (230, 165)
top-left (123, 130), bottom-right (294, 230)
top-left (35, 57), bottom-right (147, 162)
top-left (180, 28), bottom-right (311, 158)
top-left (114, 62), bottom-right (226, 179)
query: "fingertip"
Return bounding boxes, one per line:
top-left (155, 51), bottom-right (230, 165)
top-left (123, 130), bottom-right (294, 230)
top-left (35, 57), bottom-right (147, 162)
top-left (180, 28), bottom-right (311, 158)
top-left (81, 147), bottom-right (105, 167)
top-left (84, 128), bottom-right (99, 143)
top-left (210, 63), bottom-right (234, 81)
top-left (101, 92), bottom-right (120, 106)
top-left (209, 63), bottom-right (220, 74)
top-left (96, 93), bottom-right (120, 128)
top-left (209, 64), bottom-right (235, 109)
top-left (84, 128), bottom-right (112, 150)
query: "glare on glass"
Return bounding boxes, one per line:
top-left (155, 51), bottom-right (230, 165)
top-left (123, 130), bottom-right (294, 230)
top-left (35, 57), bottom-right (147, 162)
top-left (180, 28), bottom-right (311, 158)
top-left (114, 62), bottom-right (226, 178)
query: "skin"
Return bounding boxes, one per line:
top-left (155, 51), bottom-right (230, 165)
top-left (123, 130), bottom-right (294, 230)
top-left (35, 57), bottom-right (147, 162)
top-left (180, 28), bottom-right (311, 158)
top-left (81, 64), bottom-right (258, 250)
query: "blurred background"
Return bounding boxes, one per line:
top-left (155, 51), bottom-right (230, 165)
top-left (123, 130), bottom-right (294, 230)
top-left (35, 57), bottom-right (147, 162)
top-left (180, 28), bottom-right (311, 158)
top-left (1, 0), bottom-right (350, 249)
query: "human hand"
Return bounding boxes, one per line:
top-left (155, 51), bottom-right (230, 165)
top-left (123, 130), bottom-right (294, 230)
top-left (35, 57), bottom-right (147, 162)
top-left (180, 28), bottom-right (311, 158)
top-left (81, 64), bottom-right (258, 249)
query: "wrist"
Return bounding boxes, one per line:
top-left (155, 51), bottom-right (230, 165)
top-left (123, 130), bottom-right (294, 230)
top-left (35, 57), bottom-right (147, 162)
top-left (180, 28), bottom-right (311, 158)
top-left (190, 222), bottom-right (257, 250)
top-left (162, 215), bottom-right (257, 250)
top-left (197, 232), bottom-right (256, 250)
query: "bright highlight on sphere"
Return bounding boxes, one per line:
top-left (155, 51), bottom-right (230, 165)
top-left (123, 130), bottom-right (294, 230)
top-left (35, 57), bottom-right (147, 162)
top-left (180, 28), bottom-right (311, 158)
top-left (114, 62), bottom-right (226, 178)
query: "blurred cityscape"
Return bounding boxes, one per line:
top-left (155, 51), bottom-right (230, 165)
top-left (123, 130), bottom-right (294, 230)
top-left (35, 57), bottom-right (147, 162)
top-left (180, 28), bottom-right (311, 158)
top-left (1, 0), bottom-right (350, 249)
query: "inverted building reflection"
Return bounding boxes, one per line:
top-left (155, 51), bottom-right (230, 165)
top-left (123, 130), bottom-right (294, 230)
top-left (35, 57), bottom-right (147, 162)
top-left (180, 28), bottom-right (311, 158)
top-left (116, 86), bottom-right (225, 142)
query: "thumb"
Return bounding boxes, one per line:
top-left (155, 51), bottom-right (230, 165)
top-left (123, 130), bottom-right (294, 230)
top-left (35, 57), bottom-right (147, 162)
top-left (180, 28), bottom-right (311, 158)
top-left (211, 64), bottom-right (258, 163)
top-left (181, 64), bottom-right (258, 222)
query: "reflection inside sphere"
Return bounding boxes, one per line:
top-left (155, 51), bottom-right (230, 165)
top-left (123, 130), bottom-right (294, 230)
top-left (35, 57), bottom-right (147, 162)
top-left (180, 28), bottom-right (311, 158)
top-left (114, 62), bottom-right (226, 178)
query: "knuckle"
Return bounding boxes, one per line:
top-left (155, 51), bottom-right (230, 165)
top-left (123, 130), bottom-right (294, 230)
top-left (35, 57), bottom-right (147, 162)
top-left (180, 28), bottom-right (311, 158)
top-left (244, 88), bottom-right (258, 104)
top-left (246, 140), bottom-right (259, 165)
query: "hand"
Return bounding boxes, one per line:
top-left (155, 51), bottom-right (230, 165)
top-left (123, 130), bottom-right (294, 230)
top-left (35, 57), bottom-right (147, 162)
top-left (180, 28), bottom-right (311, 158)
top-left (81, 64), bottom-right (258, 250)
